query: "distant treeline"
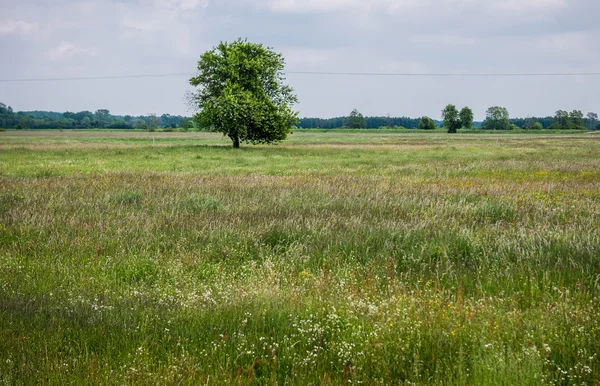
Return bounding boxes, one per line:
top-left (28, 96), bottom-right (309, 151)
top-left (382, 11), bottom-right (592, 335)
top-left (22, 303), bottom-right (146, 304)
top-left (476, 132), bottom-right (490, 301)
top-left (1, 102), bottom-right (598, 131)
top-left (0, 103), bottom-right (193, 130)
top-left (298, 116), bottom-right (426, 129)
top-left (298, 116), bottom-right (594, 130)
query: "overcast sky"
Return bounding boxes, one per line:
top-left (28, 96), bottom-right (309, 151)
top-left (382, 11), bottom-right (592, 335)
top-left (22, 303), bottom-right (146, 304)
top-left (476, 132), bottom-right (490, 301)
top-left (0, 0), bottom-right (598, 119)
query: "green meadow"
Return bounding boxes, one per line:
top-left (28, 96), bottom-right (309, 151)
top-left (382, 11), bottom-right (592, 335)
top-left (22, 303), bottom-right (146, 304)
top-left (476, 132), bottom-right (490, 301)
top-left (0, 130), bottom-right (599, 385)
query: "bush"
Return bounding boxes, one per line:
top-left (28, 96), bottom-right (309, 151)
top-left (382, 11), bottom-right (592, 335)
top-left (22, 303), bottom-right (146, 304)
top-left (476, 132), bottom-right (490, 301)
top-left (15, 124), bottom-right (23, 130)
top-left (418, 116), bottom-right (437, 130)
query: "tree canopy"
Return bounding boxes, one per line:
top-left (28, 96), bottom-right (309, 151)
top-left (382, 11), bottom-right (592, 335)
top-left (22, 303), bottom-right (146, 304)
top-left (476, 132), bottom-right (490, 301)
top-left (345, 109), bottom-right (367, 129)
top-left (483, 106), bottom-right (511, 130)
top-left (460, 107), bottom-right (474, 129)
top-left (551, 110), bottom-right (586, 130)
top-left (418, 116), bottom-right (437, 130)
top-left (442, 104), bottom-right (461, 133)
top-left (189, 39), bottom-right (298, 148)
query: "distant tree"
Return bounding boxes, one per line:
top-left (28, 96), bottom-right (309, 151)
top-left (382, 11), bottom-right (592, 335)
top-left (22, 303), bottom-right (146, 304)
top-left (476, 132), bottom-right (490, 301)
top-left (15, 124), bottom-right (23, 130)
top-left (569, 110), bottom-right (584, 130)
top-left (442, 104), bottom-right (461, 133)
top-left (482, 106), bottom-right (510, 130)
top-left (189, 39), bottom-right (298, 148)
top-left (418, 116), bottom-right (437, 130)
top-left (147, 114), bottom-right (160, 132)
top-left (135, 120), bottom-right (148, 131)
top-left (551, 110), bottom-right (570, 129)
top-left (523, 117), bottom-right (540, 130)
top-left (63, 112), bottom-right (76, 120)
top-left (81, 116), bottom-right (92, 128)
top-left (94, 109), bottom-right (111, 128)
top-left (459, 107), bottom-right (474, 129)
top-left (346, 109), bottom-right (367, 129)
top-left (181, 118), bottom-right (194, 131)
top-left (587, 112), bottom-right (598, 130)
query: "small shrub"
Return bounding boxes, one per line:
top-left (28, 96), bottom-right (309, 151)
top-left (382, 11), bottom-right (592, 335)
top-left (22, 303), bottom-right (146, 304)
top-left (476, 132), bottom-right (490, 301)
top-left (15, 124), bottom-right (23, 130)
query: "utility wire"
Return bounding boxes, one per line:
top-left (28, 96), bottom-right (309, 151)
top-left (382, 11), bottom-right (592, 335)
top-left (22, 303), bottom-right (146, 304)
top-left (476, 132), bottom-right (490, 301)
top-left (1, 71), bottom-right (600, 83)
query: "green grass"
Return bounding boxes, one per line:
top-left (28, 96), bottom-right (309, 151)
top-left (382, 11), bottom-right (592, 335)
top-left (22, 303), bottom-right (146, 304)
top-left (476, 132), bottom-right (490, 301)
top-left (0, 130), bottom-right (599, 385)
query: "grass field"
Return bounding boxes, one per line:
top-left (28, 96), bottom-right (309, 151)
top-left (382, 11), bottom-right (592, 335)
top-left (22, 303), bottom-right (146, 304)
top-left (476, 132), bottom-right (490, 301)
top-left (1, 130), bottom-right (599, 385)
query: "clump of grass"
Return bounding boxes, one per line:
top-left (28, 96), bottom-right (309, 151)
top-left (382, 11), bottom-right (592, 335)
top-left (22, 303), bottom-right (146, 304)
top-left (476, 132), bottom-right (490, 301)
top-left (32, 167), bottom-right (57, 178)
top-left (183, 193), bottom-right (221, 212)
top-left (473, 200), bottom-right (517, 223)
top-left (117, 190), bottom-right (142, 204)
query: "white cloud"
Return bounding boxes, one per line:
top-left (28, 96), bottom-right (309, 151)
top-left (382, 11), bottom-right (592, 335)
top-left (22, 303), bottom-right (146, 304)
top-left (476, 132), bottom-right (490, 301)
top-left (489, 0), bottom-right (567, 12)
top-left (159, 0), bottom-right (208, 11)
top-left (243, 0), bottom-right (567, 14)
top-left (48, 42), bottom-right (96, 61)
top-left (0, 20), bottom-right (39, 36)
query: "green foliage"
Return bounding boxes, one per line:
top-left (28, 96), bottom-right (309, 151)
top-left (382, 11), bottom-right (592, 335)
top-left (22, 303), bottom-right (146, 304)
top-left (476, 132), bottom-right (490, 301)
top-left (189, 39), bottom-right (298, 148)
top-left (180, 118), bottom-right (194, 131)
top-left (298, 116), bottom-right (422, 129)
top-left (551, 110), bottom-right (586, 130)
top-left (442, 104), bottom-right (461, 133)
top-left (15, 124), bottom-right (23, 130)
top-left (147, 114), bottom-right (160, 132)
top-left (585, 112), bottom-right (598, 130)
top-left (522, 117), bottom-right (541, 130)
top-left (482, 106), bottom-right (510, 130)
top-left (459, 107), bottom-right (474, 129)
top-left (0, 103), bottom-right (192, 130)
top-left (345, 109), bottom-right (367, 129)
top-left (569, 110), bottom-right (584, 130)
top-left (531, 122), bottom-right (543, 130)
top-left (418, 116), bottom-right (437, 130)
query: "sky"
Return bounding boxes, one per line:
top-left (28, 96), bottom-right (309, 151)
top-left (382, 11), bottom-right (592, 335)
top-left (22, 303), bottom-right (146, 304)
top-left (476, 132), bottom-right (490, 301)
top-left (0, 0), bottom-right (598, 120)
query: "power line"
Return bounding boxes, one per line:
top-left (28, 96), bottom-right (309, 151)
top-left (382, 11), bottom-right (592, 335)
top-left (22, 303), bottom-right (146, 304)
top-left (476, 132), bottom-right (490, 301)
top-left (1, 71), bottom-right (600, 83)
top-left (0, 73), bottom-right (191, 83)
top-left (287, 71), bottom-right (600, 77)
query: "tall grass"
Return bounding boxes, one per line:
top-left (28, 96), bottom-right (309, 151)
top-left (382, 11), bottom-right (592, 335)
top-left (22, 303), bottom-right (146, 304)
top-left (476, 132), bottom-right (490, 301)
top-left (0, 131), bottom-right (598, 384)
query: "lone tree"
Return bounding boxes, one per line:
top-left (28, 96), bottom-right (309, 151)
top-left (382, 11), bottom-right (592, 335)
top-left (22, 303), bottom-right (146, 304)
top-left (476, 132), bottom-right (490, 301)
top-left (482, 106), bottom-right (510, 130)
top-left (418, 116), bottom-right (437, 130)
top-left (346, 109), bottom-right (367, 129)
top-left (189, 39), bottom-right (298, 148)
top-left (459, 107), bottom-right (474, 129)
top-left (442, 104), bottom-right (461, 133)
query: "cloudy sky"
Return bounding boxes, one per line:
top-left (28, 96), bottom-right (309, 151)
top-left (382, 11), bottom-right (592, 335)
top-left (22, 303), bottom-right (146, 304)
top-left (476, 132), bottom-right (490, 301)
top-left (1, 0), bottom-right (598, 119)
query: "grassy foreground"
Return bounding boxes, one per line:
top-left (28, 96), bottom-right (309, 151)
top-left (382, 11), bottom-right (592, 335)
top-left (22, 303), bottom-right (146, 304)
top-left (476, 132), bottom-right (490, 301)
top-left (0, 130), bottom-right (599, 385)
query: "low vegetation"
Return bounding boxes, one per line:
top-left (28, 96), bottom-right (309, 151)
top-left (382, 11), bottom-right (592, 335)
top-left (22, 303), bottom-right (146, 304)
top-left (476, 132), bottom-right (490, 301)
top-left (0, 130), bottom-right (599, 384)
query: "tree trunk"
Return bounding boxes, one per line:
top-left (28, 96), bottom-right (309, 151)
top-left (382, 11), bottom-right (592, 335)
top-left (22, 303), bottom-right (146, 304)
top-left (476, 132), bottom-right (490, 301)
top-left (232, 135), bottom-right (240, 149)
